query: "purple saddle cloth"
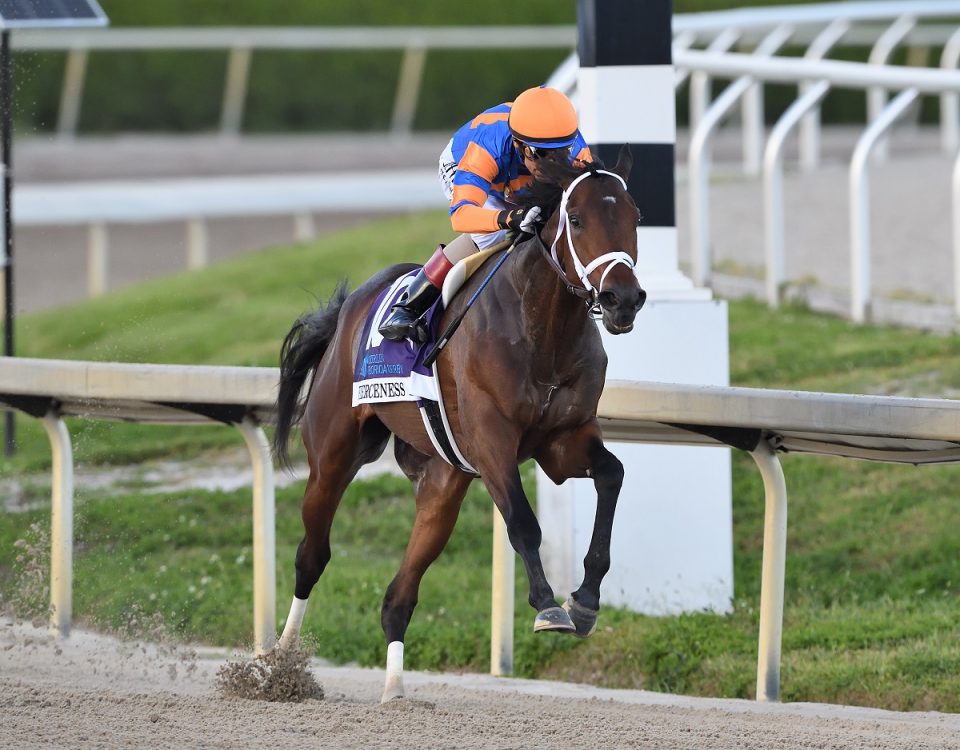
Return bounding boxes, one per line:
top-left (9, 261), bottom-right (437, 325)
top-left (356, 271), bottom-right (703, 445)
top-left (352, 270), bottom-right (443, 406)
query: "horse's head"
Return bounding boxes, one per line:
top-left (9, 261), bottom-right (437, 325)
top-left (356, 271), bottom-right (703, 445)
top-left (534, 145), bottom-right (646, 334)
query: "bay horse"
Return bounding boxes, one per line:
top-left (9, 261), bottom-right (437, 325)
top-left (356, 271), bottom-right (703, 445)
top-left (272, 145), bottom-right (645, 702)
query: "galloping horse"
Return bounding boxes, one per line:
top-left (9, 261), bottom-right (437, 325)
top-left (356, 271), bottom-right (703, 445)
top-left (273, 145), bottom-right (645, 702)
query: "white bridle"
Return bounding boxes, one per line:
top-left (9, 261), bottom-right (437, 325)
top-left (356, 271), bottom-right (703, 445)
top-left (548, 169), bottom-right (636, 298)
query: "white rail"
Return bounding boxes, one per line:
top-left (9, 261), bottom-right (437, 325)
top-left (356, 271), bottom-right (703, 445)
top-left (11, 2), bottom-right (960, 139)
top-left (0, 358), bottom-right (279, 654)
top-left (849, 88), bottom-right (920, 323)
top-left (12, 3), bottom-right (960, 321)
top-left (763, 79), bottom-right (831, 307)
top-left (5, 357), bottom-right (960, 701)
top-left (13, 26), bottom-right (576, 138)
top-left (799, 20), bottom-right (850, 172)
top-left (548, 2), bottom-right (960, 323)
top-left (15, 169), bottom-right (442, 297)
top-left (675, 48), bottom-right (960, 323)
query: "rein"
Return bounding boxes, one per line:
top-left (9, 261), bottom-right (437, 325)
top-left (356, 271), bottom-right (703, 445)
top-left (544, 169), bottom-right (636, 314)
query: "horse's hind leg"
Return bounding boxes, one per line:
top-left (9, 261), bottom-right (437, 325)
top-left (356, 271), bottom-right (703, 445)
top-left (380, 449), bottom-right (472, 702)
top-left (277, 414), bottom-right (390, 650)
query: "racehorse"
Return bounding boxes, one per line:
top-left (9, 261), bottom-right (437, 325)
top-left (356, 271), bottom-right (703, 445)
top-left (272, 145), bottom-right (645, 702)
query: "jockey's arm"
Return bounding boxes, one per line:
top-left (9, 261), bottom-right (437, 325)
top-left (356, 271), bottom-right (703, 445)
top-left (448, 141), bottom-right (504, 234)
top-left (449, 197), bottom-right (502, 234)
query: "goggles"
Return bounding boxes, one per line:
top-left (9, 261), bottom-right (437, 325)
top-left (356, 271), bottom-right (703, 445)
top-left (516, 141), bottom-right (573, 163)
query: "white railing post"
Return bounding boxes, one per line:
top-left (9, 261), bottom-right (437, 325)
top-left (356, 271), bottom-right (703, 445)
top-left (186, 218), bottom-right (209, 270)
top-left (294, 213), bottom-right (316, 242)
top-left (40, 411), bottom-right (73, 639)
top-left (220, 45), bottom-right (252, 136)
top-left (952, 150), bottom-right (960, 320)
top-left (763, 79), bottom-right (831, 307)
top-left (87, 222), bottom-right (108, 297)
top-left (390, 43), bottom-right (427, 136)
top-left (688, 76), bottom-right (754, 287)
top-left (750, 439), bottom-right (788, 703)
top-left (799, 19), bottom-right (850, 172)
top-left (689, 28), bottom-right (740, 135)
top-left (490, 510), bottom-right (514, 676)
top-left (742, 25), bottom-right (794, 176)
top-left (545, 50), bottom-right (579, 97)
top-left (941, 27), bottom-right (960, 155)
top-left (56, 47), bottom-right (88, 140)
top-left (849, 87), bottom-right (919, 323)
top-left (867, 15), bottom-right (917, 162)
top-left (237, 417), bottom-right (276, 655)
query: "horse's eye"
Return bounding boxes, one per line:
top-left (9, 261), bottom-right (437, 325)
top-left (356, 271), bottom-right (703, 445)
top-left (569, 215), bottom-right (582, 228)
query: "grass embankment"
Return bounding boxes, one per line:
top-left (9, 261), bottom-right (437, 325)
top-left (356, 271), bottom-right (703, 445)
top-left (4, 212), bottom-right (960, 711)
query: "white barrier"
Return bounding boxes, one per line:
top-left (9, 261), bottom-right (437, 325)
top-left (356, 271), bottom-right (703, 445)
top-left (0, 358), bottom-right (279, 654)
top-left (15, 169), bottom-right (443, 297)
top-left (4, 357), bottom-right (960, 700)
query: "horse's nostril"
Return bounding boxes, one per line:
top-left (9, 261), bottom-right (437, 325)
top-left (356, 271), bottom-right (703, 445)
top-left (598, 290), bottom-right (619, 310)
top-left (636, 288), bottom-right (647, 311)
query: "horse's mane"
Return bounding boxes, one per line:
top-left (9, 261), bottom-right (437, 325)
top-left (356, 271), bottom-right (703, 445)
top-left (514, 156), bottom-right (609, 217)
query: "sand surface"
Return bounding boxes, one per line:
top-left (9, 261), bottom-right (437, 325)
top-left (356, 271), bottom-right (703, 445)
top-left (2, 616), bottom-right (959, 750)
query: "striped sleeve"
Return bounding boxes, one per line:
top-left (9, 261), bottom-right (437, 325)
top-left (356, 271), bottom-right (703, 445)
top-left (449, 140), bottom-right (503, 233)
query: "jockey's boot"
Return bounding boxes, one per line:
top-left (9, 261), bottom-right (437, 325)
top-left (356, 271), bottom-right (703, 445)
top-left (378, 269), bottom-right (442, 343)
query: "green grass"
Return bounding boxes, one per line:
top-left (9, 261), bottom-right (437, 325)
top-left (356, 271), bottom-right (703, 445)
top-left (4, 215), bottom-right (960, 711)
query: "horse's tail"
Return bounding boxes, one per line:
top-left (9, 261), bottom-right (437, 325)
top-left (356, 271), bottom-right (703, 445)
top-left (273, 279), bottom-right (350, 469)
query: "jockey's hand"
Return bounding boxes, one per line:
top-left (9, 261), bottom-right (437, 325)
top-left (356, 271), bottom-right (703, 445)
top-left (497, 206), bottom-right (543, 233)
top-left (519, 206), bottom-right (543, 234)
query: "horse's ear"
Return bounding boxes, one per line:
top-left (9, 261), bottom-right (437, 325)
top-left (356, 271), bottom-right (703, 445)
top-left (612, 144), bottom-right (633, 182)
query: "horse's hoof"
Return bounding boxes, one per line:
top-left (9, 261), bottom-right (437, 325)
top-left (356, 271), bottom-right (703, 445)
top-left (563, 597), bottom-right (598, 638)
top-left (381, 673), bottom-right (405, 704)
top-left (533, 606), bottom-right (576, 633)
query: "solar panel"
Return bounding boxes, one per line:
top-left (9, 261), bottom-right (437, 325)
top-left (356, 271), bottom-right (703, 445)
top-left (0, 0), bottom-right (107, 28)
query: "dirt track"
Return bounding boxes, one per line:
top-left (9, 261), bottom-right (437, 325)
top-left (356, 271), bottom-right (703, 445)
top-left (3, 617), bottom-right (959, 749)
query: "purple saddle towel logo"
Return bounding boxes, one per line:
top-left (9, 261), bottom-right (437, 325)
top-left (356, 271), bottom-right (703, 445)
top-left (352, 271), bottom-right (442, 406)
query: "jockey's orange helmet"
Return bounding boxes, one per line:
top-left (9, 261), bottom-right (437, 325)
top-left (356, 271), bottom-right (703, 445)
top-left (508, 86), bottom-right (579, 150)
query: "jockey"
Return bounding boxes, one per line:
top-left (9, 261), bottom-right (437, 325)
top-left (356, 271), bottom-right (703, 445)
top-left (378, 85), bottom-right (593, 343)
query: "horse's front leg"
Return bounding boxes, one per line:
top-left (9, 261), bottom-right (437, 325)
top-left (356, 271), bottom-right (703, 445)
top-left (536, 421), bottom-right (624, 638)
top-left (472, 442), bottom-right (575, 634)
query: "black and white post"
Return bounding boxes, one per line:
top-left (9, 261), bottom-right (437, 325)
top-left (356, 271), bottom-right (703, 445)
top-left (577, 0), bottom-right (680, 284)
top-left (538, 0), bottom-right (733, 617)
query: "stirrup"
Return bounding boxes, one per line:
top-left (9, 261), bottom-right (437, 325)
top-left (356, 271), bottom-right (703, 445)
top-left (378, 271), bottom-right (440, 342)
top-left (379, 307), bottom-right (428, 343)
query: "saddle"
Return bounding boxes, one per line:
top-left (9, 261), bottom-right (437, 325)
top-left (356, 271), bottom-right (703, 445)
top-left (352, 247), bottom-right (504, 475)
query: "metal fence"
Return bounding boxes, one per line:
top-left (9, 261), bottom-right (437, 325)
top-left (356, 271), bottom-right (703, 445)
top-left (13, 1), bottom-right (960, 323)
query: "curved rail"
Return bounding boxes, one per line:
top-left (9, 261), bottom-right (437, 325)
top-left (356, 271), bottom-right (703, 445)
top-left (799, 20), bottom-right (851, 171)
top-left (849, 88), bottom-right (920, 323)
top-left (763, 79), bottom-right (831, 306)
top-left (867, 15), bottom-right (917, 162)
top-left (942, 27), bottom-right (960, 154)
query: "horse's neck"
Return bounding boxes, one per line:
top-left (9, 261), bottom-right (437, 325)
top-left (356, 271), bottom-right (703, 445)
top-left (509, 238), bottom-right (594, 366)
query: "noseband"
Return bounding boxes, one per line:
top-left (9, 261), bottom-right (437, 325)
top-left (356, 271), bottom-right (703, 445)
top-left (546, 169), bottom-right (636, 313)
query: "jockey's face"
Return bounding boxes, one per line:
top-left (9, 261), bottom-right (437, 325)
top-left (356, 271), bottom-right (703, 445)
top-left (515, 140), bottom-right (572, 180)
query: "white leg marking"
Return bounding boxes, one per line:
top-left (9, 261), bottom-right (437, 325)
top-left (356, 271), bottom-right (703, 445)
top-left (381, 640), bottom-right (405, 703)
top-left (277, 596), bottom-right (307, 650)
